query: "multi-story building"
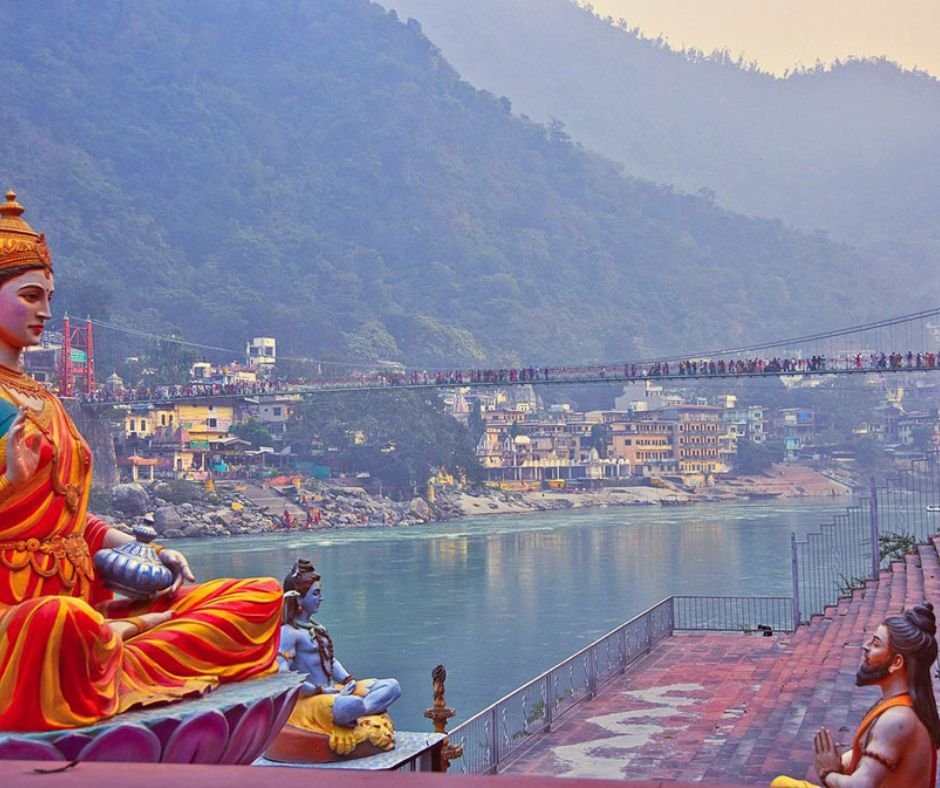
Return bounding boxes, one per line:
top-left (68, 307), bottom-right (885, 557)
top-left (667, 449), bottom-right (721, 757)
top-left (120, 398), bottom-right (249, 479)
top-left (720, 404), bottom-right (766, 444)
top-left (246, 337), bottom-right (276, 374)
top-left (644, 405), bottom-right (730, 475)
top-left (237, 394), bottom-right (300, 440)
top-left (773, 407), bottom-right (816, 459)
top-left (477, 399), bottom-right (741, 486)
top-left (604, 420), bottom-right (677, 477)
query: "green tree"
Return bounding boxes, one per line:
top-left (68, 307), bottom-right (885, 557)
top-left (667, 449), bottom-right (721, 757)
top-left (586, 422), bottom-right (607, 455)
top-left (231, 418), bottom-right (275, 448)
top-left (0, 0), bottom-right (888, 375)
top-left (734, 439), bottom-right (784, 474)
top-left (145, 333), bottom-right (198, 386)
top-left (286, 391), bottom-right (482, 497)
top-left (468, 399), bottom-right (485, 445)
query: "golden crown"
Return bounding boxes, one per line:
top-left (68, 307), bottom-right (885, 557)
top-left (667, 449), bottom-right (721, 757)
top-left (0, 191), bottom-right (52, 272)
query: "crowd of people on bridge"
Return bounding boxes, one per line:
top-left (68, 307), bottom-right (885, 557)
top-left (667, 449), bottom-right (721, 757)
top-left (72, 350), bottom-right (939, 404)
top-left (78, 377), bottom-right (293, 404)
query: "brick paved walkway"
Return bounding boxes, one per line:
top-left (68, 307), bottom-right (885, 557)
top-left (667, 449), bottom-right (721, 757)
top-left (500, 535), bottom-right (940, 784)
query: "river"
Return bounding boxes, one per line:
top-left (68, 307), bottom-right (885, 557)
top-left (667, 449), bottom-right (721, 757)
top-left (175, 497), bottom-right (851, 730)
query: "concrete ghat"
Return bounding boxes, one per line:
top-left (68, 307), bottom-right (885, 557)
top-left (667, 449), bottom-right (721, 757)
top-left (549, 684), bottom-right (704, 781)
top-left (499, 633), bottom-right (788, 783)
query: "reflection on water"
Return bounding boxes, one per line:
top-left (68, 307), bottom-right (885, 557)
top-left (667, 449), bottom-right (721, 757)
top-left (177, 498), bottom-right (849, 730)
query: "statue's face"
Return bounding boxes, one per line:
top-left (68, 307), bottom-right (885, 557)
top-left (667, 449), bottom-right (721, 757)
top-left (0, 270), bottom-right (54, 350)
top-left (301, 581), bottom-right (323, 616)
top-left (856, 623), bottom-right (897, 686)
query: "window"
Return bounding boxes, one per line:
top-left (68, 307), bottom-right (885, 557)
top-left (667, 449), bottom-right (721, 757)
top-left (161, 414), bottom-right (167, 426)
top-left (273, 407), bottom-right (282, 417)
top-left (207, 418), bottom-right (218, 428)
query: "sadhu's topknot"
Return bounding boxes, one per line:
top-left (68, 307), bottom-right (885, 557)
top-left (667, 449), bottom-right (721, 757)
top-left (904, 601), bottom-right (937, 636)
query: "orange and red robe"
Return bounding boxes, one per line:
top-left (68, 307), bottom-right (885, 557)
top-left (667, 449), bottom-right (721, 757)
top-left (0, 380), bottom-right (281, 731)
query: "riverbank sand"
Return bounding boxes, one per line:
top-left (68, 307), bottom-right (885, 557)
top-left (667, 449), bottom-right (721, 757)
top-left (452, 464), bottom-right (854, 517)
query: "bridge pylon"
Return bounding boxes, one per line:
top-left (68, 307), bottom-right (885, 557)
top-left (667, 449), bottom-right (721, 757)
top-left (60, 314), bottom-right (96, 397)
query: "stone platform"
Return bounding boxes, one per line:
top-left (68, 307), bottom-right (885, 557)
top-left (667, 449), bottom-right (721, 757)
top-left (254, 731), bottom-right (446, 771)
top-left (498, 534), bottom-right (940, 783)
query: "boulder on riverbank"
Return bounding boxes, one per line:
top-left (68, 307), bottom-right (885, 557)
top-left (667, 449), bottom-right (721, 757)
top-left (111, 483), bottom-right (150, 516)
top-left (90, 477), bottom-right (441, 538)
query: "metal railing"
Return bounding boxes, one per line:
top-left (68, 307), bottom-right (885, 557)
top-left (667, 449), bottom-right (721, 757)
top-left (673, 594), bottom-right (795, 633)
top-left (447, 593), bottom-right (796, 775)
top-left (792, 452), bottom-right (940, 623)
top-left (447, 597), bottom-right (674, 775)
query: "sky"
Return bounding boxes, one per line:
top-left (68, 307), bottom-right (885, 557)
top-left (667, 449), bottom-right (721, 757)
top-left (584, 0), bottom-right (939, 77)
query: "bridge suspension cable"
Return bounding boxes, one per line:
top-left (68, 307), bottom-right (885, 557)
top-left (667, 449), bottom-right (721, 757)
top-left (50, 304), bottom-right (940, 382)
top-left (624, 306), bottom-right (940, 367)
top-left (64, 317), bottom-right (377, 370)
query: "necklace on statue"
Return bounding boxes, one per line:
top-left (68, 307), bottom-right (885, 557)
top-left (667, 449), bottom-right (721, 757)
top-left (296, 616), bottom-right (335, 681)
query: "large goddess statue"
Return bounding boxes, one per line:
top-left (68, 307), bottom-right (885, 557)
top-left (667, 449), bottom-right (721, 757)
top-left (0, 191), bottom-right (282, 732)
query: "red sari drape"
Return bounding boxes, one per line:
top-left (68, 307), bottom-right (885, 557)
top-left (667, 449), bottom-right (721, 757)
top-left (0, 377), bottom-right (281, 731)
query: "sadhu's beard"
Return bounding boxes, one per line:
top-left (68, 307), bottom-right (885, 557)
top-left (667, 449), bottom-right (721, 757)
top-left (856, 654), bottom-right (894, 687)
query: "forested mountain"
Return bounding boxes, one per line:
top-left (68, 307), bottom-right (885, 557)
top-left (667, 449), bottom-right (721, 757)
top-left (0, 0), bottom-right (889, 372)
top-left (388, 0), bottom-right (940, 300)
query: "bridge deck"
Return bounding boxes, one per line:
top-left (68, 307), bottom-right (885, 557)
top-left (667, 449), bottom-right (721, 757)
top-left (77, 363), bottom-right (940, 406)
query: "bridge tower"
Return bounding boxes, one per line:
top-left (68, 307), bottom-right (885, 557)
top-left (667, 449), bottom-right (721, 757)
top-left (60, 314), bottom-right (96, 397)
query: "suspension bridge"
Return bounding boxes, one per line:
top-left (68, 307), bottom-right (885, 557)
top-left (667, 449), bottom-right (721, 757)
top-left (32, 306), bottom-right (940, 406)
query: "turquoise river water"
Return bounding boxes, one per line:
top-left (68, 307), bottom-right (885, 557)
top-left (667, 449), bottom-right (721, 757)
top-left (176, 498), bottom-right (851, 730)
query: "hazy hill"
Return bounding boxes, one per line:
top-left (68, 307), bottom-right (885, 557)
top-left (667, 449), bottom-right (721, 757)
top-left (0, 0), bottom-right (887, 373)
top-left (387, 0), bottom-right (940, 298)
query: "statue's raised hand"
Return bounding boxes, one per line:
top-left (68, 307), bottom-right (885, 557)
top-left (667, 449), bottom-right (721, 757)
top-left (5, 408), bottom-right (40, 485)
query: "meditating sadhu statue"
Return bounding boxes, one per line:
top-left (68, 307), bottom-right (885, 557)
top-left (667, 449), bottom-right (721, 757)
top-left (265, 559), bottom-right (401, 761)
top-left (772, 602), bottom-right (940, 787)
top-left (0, 191), bottom-right (282, 732)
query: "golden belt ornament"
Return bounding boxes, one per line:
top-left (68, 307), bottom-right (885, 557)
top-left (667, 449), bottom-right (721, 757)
top-left (0, 533), bottom-right (93, 587)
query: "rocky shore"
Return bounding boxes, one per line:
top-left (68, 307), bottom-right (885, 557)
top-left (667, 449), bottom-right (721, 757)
top-left (94, 463), bottom-right (855, 539)
top-left (96, 479), bottom-right (451, 538)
